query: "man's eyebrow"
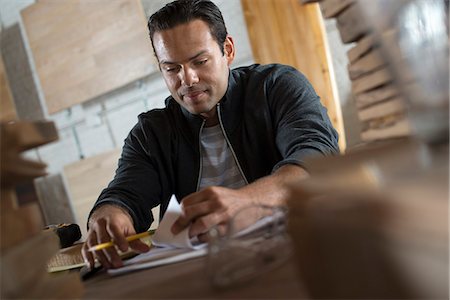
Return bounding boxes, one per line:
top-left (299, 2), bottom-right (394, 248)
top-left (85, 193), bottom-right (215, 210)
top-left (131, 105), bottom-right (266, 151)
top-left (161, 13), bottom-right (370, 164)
top-left (160, 50), bottom-right (208, 65)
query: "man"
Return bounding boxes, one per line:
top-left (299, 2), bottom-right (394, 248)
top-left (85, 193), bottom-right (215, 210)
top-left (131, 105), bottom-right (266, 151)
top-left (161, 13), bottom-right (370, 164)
top-left (82, 0), bottom-right (339, 269)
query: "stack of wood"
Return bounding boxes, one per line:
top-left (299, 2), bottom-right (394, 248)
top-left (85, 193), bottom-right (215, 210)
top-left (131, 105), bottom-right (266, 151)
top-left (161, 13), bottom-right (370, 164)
top-left (301, 0), bottom-right (411, 142)
top-left (0, 121), bottom-right (83, 298)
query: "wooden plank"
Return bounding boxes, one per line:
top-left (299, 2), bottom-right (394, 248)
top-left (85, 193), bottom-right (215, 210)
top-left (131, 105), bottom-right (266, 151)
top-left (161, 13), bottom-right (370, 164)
top-left (242, 0), bottom-right (346, 151)
top-left (358, 97), bottom-right (405, 122)
top-left (63, 149), bottom-right (160, 239)
top-left (21, 0), bottom-right (156, 114)
top-left (347, 34), bottom-right (376, 63)
top-left (351, 67), bottom-right (392, 95)
top-left (320, 0), bottom-right (355, 18)
top-left (354, 84), bottom-right (399, 109)
top-left (0, 54), bottom-right (17, 122)
top-left (361, 118), bottom-right (411, 142)
top-left (348, 48), bottom-right (385, 80)
top-left (336, 3), bottom-right (370, 43)
top-left (1, 24), bottom-right (45, 120)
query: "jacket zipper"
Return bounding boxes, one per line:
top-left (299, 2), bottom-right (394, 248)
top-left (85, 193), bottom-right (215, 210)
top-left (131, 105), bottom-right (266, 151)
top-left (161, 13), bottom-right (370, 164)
top-left (195, 119), bottom-right (206, 191)
top-left (217, 104), bottom-right (249, 185)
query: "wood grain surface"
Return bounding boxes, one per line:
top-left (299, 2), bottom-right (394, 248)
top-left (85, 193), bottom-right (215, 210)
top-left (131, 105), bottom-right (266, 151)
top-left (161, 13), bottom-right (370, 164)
top-left (21, 0), bottom-right (156, 114)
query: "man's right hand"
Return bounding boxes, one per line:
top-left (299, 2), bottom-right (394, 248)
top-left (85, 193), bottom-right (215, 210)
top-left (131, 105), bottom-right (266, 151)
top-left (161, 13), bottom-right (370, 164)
top-left (81, 205), bottom-right (150, 269)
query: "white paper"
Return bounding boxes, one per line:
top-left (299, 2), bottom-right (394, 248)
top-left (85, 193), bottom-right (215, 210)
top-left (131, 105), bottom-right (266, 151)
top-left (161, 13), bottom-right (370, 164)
top-left (108, 246), bottom-right (207, 276)
top-left (151, 195), bottom-right (205, 250)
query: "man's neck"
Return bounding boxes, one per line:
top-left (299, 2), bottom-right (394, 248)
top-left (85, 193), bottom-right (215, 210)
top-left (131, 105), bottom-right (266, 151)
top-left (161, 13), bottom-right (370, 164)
top-left (204, 114), bottom-right (219, 127)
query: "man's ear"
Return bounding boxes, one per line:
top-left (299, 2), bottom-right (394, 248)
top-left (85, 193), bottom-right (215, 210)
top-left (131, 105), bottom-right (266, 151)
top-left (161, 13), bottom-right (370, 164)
top-left (223, 36), bottom-right (235, 66)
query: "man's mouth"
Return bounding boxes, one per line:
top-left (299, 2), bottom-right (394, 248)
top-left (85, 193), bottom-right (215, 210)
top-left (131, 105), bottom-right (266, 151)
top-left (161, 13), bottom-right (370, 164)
top-left (182, 89), bottom-right (206, 100)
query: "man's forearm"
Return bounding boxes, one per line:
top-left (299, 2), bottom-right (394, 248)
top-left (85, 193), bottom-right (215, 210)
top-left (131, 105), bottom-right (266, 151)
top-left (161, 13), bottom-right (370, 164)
top-left (239, 164), bottom-right (309, 207)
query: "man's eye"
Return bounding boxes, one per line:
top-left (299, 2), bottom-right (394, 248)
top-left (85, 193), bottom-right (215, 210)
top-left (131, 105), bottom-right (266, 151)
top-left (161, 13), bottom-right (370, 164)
top-left (194, 59), bottom-right (207, 66)
top-left (164, 66), bottom-right (179, 73)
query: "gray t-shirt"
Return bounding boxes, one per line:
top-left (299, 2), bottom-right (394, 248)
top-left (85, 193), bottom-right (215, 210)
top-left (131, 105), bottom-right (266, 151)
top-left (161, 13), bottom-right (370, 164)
top-left (199, 124), bottom-right (246, 190)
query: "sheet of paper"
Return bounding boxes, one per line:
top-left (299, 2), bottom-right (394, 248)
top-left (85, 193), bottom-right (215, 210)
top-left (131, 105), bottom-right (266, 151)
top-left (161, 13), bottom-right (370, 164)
top-left (151, 195), bottom-right (205, 250)
top-left (108, 247), bottom-right (207, 276)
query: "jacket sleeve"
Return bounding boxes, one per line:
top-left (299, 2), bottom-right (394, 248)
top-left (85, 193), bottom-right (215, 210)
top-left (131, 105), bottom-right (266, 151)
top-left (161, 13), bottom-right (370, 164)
top-left (267, 65), bottom-right (340, 171)
top-left (88, 117), bottom-right (162, 233)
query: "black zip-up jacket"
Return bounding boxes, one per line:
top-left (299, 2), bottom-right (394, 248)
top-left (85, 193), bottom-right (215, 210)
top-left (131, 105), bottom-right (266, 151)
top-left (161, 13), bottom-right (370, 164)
top-left (91, 64), bottom-right (339, 232)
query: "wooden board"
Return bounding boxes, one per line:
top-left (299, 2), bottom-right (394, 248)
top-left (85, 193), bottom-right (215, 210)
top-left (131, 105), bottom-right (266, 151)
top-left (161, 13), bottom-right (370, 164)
top-left (347, 34), bottom-right (376, 63)
top-left (320, 0), bottom-right (355, 19)
top-left (63, 149), bottom-right (160, 239)
top-left (242, 0), bottom-right (346, 151)
top-left (348, 48), bottom-right (385, 80)
top-left (361, 118), bottom-right (411, 142)
top-left (357, 97), bottom-right (405, 122)
top-left (336, 3), bottom-right (370, 43)
top-left (351, 67), bottom-right (392, 95)
top-left (0, 54), bottom-right (17, 122)
top-left (354, 84), bottom-right (399, 109)
top-left (21, 0), bottom-right (156, 114)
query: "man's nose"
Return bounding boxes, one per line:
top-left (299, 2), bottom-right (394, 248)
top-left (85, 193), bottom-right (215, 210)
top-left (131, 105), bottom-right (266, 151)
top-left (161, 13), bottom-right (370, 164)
top-left (180, 67), bottom-right (199, 87)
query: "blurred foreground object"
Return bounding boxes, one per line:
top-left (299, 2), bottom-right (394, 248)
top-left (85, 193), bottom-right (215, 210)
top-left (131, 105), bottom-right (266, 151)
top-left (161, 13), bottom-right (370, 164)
top-left (208, 205), bottom-right (292, 288)
top-left (288, 139), bottom-right (448, 298)
top-left (0, 121), bottom-right (83, 298)
top-left (291, 1), bottom-right (448, 297)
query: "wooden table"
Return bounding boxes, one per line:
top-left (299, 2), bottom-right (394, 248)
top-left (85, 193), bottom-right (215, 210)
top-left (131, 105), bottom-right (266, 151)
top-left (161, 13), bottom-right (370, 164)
top-left (83, 255), bottom-right (305, 299)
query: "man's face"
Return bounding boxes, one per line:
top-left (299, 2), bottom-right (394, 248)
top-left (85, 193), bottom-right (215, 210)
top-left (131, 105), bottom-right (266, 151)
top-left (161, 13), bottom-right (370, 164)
top-left (153, 20), bottom-right (235, 120)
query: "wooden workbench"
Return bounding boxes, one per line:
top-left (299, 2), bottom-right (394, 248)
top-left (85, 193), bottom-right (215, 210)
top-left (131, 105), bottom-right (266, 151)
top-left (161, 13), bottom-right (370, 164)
top-left (83, 255), bottom-right (305, 299)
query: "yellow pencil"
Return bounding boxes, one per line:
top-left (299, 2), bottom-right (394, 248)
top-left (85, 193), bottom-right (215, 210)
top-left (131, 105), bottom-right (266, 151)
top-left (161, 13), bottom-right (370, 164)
top-left (87, 230), bottom-right (155, 252)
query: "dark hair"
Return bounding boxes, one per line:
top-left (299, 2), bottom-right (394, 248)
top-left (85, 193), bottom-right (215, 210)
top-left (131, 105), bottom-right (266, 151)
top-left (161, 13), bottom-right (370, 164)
top-left (148, 0), bottom-right (228, 55)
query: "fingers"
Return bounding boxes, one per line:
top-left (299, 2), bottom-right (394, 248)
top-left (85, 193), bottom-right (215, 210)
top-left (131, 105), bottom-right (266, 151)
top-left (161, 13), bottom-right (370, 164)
top-left (171, 200), bottom-right (215, 234)
top-left (172, 187), bottom-right (239, 238)
top-left (106, 221), bottom-right (129, 252)
top-left (96, 220), bottom-right (123, 268)
top-left (81, 237), bottom-right (95, 269)
top-left (82, 207), bottom-right (136, 269)
top-left (129, 239), bottom-right (151, 253)
top-left (197, 223), bottom-right (227, 243)
top-left (189, 211), bottom-right (226, 237)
